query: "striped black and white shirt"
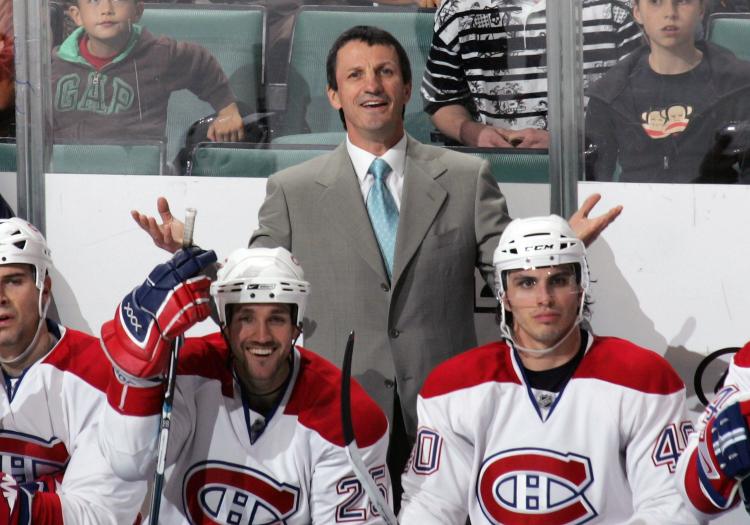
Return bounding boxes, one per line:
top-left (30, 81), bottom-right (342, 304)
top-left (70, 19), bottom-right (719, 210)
top-left (422, 0), bottom-right (641, 131)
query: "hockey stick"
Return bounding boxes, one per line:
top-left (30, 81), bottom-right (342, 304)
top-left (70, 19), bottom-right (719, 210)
top-left (148, 207), bottom-right (197, 525)
top-left (341, 331), bottom-right (399, 525)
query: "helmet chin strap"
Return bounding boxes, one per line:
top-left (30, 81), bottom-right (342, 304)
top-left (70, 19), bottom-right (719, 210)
top-left (499, 292), bottom-right (585, 357)
top-left (0, 289), bottom-right (51, 366)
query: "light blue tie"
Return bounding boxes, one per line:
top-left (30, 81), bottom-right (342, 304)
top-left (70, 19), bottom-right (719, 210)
top-left (366, 158), bottom-right (399, 279)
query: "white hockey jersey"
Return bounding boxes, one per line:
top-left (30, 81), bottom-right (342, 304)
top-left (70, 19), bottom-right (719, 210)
top-left (0, 321), bottom-right (145, 524)
top-left (100, 333), bottom-right (391, 524)
top-left (676, 341), bottom-right (750, 517)
top-left (399, 334), bottom-right (701, 525)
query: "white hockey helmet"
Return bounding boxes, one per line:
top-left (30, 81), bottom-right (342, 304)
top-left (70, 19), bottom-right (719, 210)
top-left (0, 217), bottom-right (53, 291)
top-left (210, 247), bottom-right (310, 327)
top-left (493, 215), bottom-right (590, 354)
top-left (493, 214), bottom-right (589, 298)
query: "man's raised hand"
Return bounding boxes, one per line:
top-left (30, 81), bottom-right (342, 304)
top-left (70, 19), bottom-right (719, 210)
top-left (131, 197), bottom-right (185, 254)
top-left (568, 193), bottom-right (623, 247)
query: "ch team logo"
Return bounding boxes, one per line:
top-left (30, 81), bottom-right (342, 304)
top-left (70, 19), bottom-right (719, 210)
top-left (183, 461), bottom-right (301, 524)
top-left (0, 431), bottom-right (69, 483)
top-left (476, 448), bottom-right (597, 524)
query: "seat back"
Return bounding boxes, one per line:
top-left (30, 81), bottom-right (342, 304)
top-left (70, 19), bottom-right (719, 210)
top-left (140, 4), bottom-right (265, 162)
top-left (49, 143), bottom-right (164, 175)
top-left (707, 13), bottom-right (750, 61)
top-left (282, 7), bottom-right (435, 143)
top-left (0, 142), bottom-right (15, 172)
top-left (190, 143), bottom-right (333, 177)
top-left (460, 148), bottom-right (549, 184)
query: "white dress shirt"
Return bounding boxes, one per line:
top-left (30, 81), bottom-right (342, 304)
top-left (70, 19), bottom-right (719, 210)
top-left (346, 134), bottom-right (407, 210)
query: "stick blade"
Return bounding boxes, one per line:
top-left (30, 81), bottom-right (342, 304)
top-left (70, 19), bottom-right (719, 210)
top-left (341, 331), bottom-right (355, 446)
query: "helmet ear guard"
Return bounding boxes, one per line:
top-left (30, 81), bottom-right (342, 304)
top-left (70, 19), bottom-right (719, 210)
top-left (210, 247), bottom-right (310, 328)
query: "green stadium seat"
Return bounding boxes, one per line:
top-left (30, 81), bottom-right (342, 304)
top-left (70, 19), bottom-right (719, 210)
top-left (0, 142), bottom-right (164, 175)
top-left (280, 6), bottom-right (436, 144)
top-left (272, 132), bottom-right (346, 146)
top-left (707, 14), bottom-right (750, 62)
top-left (49, 143), bottom-right (164, 175)
top-left (190, 142), bottom-right (548, 183)
top-left (189, 143), bottom-right (333, 177)
top-left (140, 5), bottom-right (265, 163)
top-left (458, 148), bottom-right (549, 184)
top-left (0, 143), bottom-right (16, 172)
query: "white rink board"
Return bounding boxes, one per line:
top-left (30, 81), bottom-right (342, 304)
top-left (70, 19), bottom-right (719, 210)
top-left (45, 174), bottom-right (550, 337)
top-left (45, 175), bottom-right (750, 355)
top-left (580, 182), bottom-right (750, 355)
top-left (45, 174), bottom-right (268, 336)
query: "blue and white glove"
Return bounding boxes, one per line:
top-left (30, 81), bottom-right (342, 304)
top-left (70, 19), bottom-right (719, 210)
top-left (101, 247), bottom-right (217, 379)
top-left (697, 397), bottom-right (750, 509)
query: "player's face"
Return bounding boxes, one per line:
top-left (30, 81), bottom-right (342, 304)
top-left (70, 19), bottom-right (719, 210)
top-left (0, 265), bottom-right (46, 360)
top-left (327, 41), bottom-right (411, 152)
top-left (504, 265), bottom-right (582, 350)
top-left (228, 303), bottom-right (300, 394)
top-left (634, 0), bottom-right (704, 52)
top-left (68, 0), bottom-right (144, 57)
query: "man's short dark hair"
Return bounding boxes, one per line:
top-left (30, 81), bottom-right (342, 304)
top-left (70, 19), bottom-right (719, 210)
top-left (325, 25), bottom-right (412, 92)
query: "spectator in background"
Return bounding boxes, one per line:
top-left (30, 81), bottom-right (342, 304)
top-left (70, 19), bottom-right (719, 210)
top-left (0, 34), bottom-right (13, 139)
top-left (0, 0), bottom-right (14, 138)
top-left (52, 0), bottom-right (245, 144)
top-left (585, 0), bottom-right (750, 183)
top-left (422, 0), bottom-right (640, 148)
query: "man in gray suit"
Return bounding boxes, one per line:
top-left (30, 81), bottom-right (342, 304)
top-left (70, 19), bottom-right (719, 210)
top-left (134, 25), bottom-right (619, 505)
top-left (250, 26), bottom-right (509, 439)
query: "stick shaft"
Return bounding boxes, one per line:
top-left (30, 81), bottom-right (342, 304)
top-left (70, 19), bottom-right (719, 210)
top-left (341, 331), bottom-right (399, 524)
top-left (182, 208), bottom-right (197, 249)
top-left (149, 208), bottom-right (196, 524)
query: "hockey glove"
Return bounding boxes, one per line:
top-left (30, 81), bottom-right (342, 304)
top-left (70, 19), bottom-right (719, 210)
top-left (101, 247), bottom-right (217, 379)
top-left (697, 398), bottom-right (750, 509)
top-left (19, 471), bottom-right (63, 495)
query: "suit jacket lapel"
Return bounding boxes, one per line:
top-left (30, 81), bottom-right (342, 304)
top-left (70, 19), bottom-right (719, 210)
top-left (316, 144), bottom-right (389, 282)
top-left (392, 137), bottom-right (448, 286)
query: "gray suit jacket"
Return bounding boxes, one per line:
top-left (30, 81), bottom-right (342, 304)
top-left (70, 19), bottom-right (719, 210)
top-left (250, 135), bottom-right (510, 436)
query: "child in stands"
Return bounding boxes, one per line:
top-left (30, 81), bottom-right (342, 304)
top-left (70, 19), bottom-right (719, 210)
top-left (52, 0), bottom-right (245, 143)
top-left (586, 0), bottom-right (750, 183)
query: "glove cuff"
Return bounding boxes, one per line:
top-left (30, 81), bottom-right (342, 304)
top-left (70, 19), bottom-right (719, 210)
top-left (106, 365), bottom-right (165, 417)
top-left (100, 315), bottom-right (169, 379)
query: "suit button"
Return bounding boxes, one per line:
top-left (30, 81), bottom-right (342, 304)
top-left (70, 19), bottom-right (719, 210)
top-left (384, 379), bottom-right (395, 388)
top-left (381, 283), bottom-right (390, 292)
top-left (389, 328), bottom-right (400, 338)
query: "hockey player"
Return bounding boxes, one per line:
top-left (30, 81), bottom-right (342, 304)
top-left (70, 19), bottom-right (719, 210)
top-left (0, 217), bottom-right (145, 524)
top-left (98, 246), bottom-right (391, 524)
top-left (398, 215), bottom-right (701, 524)
top-left (677, 341), bottom-right (750, 518)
